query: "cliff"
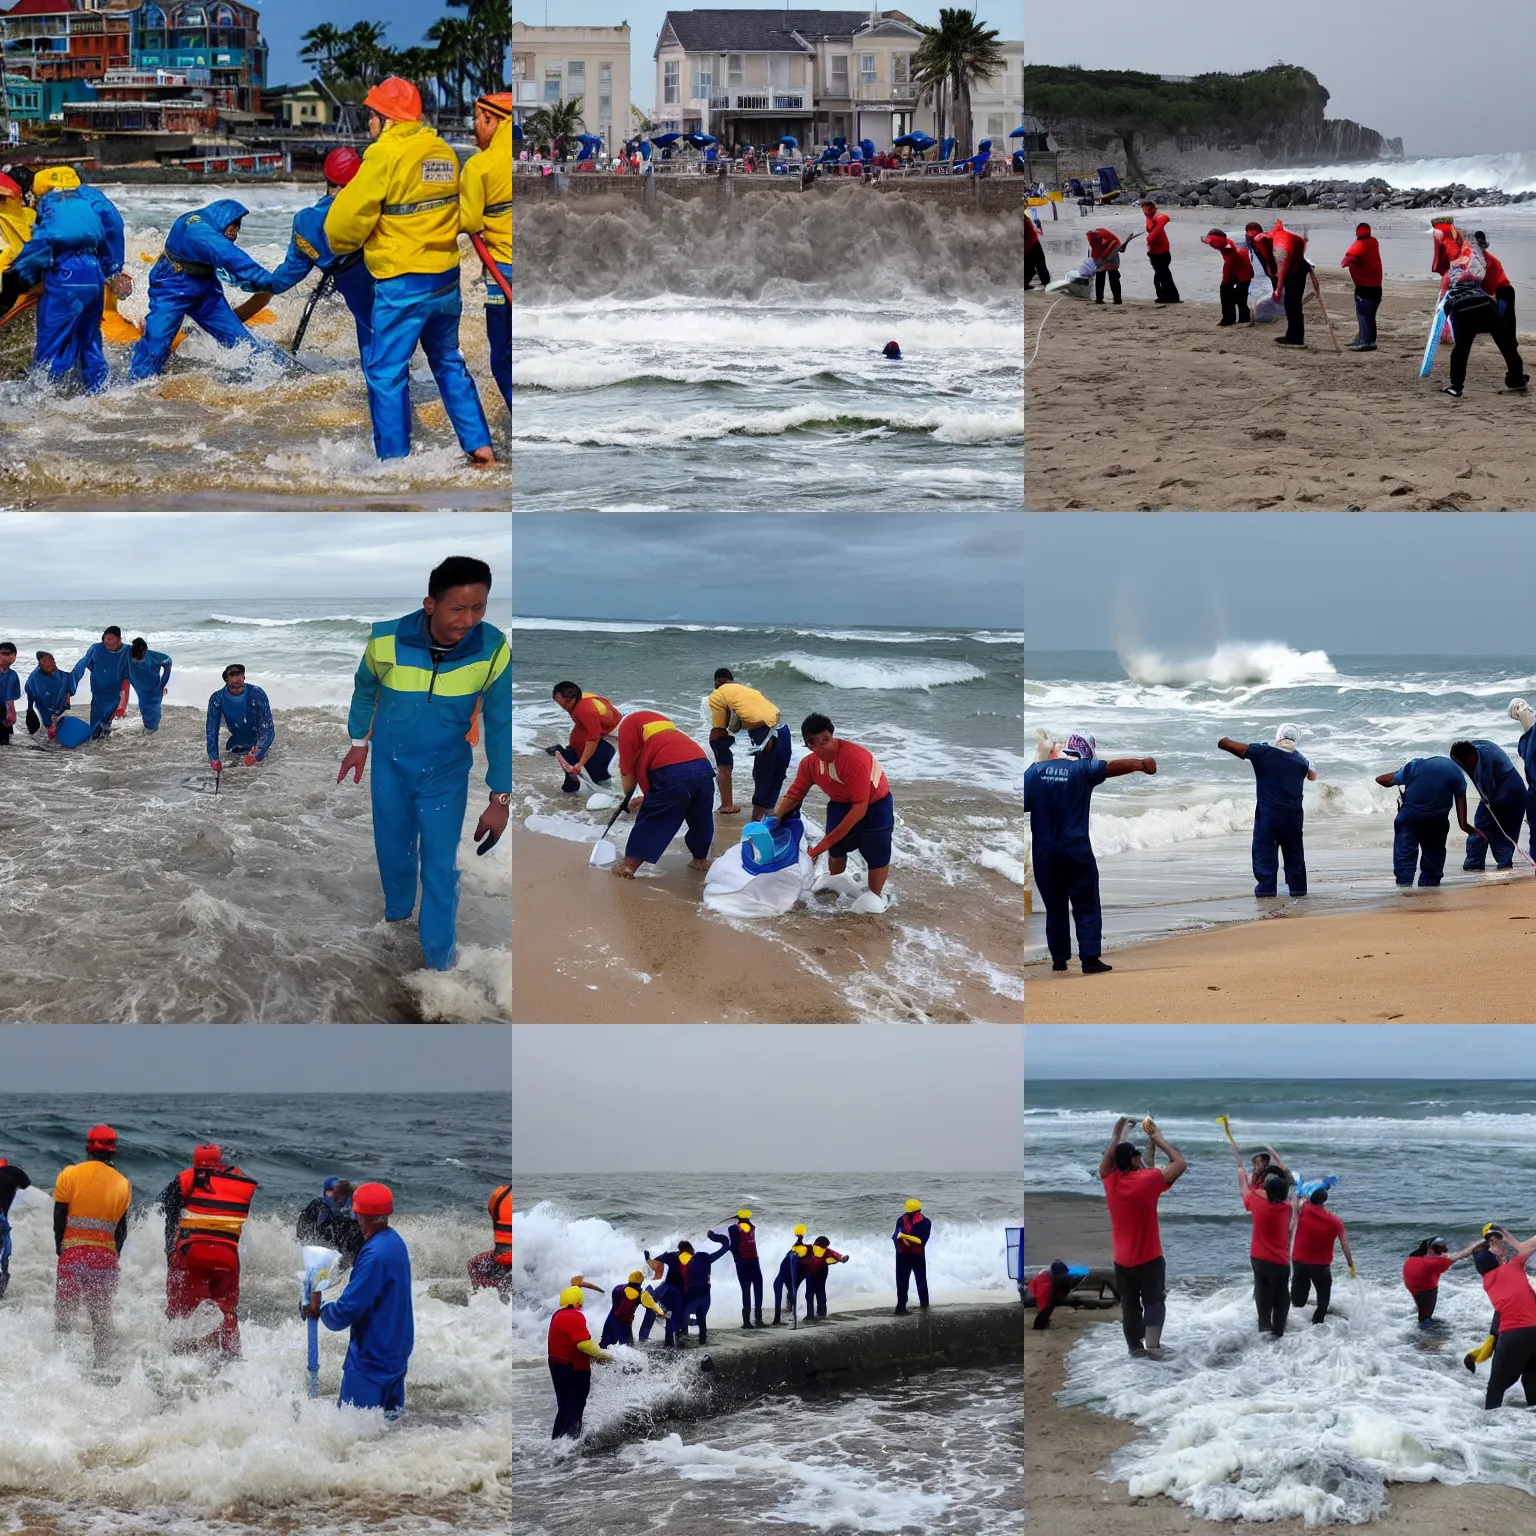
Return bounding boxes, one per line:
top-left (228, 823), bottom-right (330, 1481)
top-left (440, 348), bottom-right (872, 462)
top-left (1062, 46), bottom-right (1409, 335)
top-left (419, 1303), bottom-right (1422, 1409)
top-left (1025, 64), bottom-right (1402, 184)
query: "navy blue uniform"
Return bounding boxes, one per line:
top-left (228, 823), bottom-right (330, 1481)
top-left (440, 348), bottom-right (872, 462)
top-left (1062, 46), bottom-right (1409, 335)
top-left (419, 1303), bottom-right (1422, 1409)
top-left (707, 1219), bottom-right (764, 1319)
top-left (893, 1209), bottom-right (932, 1311)
top-left (654, 1241), bottom-right (730, 1343)
top-left (1519, 724), bottom-right (1536, 860)
top-left (1243, 743), bottom-right (1311, 897)
top-left (1391, 757), bottom-right (1467, 887)
top-left (1459, 739), bottom-right (1526, 870)
top-left (1025, 756), bottom-right (1110, 964)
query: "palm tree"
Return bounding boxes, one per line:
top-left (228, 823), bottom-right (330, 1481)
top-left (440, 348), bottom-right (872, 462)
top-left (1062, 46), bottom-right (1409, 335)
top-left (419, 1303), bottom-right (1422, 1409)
top-left (391, 47), bottom-right (439, 116)
top-left (445, 0), bottom-right (510, 95)
top-left (911, 8), bottom-right (1006, 157)
top-left (427, 16), bottom-right (475, 118)
top-left (523, 96), bottom-right (584, 161)
top-left (300, 21), bottom-right (344, 80)
top-left (336, 21), bottom-right (392, 90)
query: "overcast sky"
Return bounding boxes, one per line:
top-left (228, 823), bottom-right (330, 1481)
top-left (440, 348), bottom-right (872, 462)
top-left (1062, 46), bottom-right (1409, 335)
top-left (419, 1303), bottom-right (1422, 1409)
top-left (514, 1025), bottom-right (1021, 1172)
top-left (0, 1026), bottom-right (509, 1092)
top-left (1027, 2), bottom-right (1535, 158)
top-left (1027, 514), bottom-right (1536, 656)
top-left (1028, 1024), bottom-right (1536, 1078)
top-left (1, 514), bottom-right (508, 600)
top-left (514, 513), bottom-right (1021, 627)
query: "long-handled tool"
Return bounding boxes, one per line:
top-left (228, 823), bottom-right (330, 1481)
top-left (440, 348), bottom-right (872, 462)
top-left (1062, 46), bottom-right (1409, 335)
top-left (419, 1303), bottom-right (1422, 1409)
top-left (1473, 794), bottom-right (1536, 870)
top-left (589, 788), bottom-right (635, 868)
top-left (469, 232), bottom-right (512, 304)
top-left (1308, 268), bottom-right (1342, 354)
top-left (1216, 1113), bottom-right (1239, 1150)
top-left (291, 272), bottom-right (334, 357)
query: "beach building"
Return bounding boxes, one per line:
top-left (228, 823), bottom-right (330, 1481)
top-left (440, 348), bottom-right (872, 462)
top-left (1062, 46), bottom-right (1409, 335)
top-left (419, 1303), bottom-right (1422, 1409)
top-left (968, 37), bottom-right (1021, 144)
top-left (261, 79), bottom-right (329, 129)
top-left (0, 0), bottom-right (133, 85)
top-left (509, 23), bottom-right (630, 155)
top-left (128, 0), bottom-right (265, 115)
top-left (3, 68), bottom-right (88, 121)
top-left (64, 64), bottom-right (220, 133)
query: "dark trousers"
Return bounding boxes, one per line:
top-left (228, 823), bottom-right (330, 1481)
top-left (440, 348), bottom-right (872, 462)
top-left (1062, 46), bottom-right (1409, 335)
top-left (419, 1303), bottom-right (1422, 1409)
top-left (805, 1271), bottom-right (829, 1317)
top-left (1149, 250), bottom-right (1179, 302)
top-left (1252, 806), bottom-right (1306, 896)
top-left (677, 1291), bottom-right (711, 1341)
top-left (1464, 787), bottom-right (1525, 869)
top-left (548, 1360), bottom-right (591, 1439)
top-left (1290, 1261), bottom-right (1334, 1323)
top-left (1353, 284), bottom-right (1382, 345)
top-left (1219, 278), bottom-right (1251, 324)
top-left (1094, 267), bottom-right (1122, 304)
top-left (1413, 1287), bottom-right (1439, 1324)
top-left (1025, 244), bottom-right (1050, 288)
top-left (638, 1281), bottom-right (682, 1342)
top-left (558, 736), bottom-right (614, 793)
top-left (1497, 284), bottom-right (1518, 341)
top-left (1449, 302), bottom-right (1527, 389)
top-left (1251, 1257), bottom-right (1291, 1336)
top-left (1034, 840), bottom-right (1102, 964)
top-left (1113, 1255), bottom-right (1166, 1351)
top-left (599, 1311), bottom-right (634, 1348)
top-left (1393, 810), bottom-right (1449, 887)
top-left (1282, 260), bottom-right (1309, 342)
top-left (1031, 1301), bottom-right (1056, 1330)
top-left (736, 1259), bottom-right (763, 1313)
top-left (1485, 1324), bottom-right (1536, 1407)
top-left (772, 1266), bottom-right (802, 1320)
top-left (895, 1252), bottom-right (928, 1309)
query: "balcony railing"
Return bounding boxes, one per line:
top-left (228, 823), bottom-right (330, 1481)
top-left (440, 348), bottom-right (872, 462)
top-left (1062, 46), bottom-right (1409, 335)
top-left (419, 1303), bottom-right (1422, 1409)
top-left (706, 88), bottom-right (806, 111)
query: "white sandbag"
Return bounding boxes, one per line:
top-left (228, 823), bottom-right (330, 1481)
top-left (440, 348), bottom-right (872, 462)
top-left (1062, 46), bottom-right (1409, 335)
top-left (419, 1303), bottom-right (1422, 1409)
top-left (850, 891), bottom-right (889, 915)
top-left (586, 792), bottom-right (619, 812)
top-left (703, 841), bottom-right (812, 917)
top-left (813, 870), bottom-right (864, 899)
top-left (589, 839), bottom-right (617, 868)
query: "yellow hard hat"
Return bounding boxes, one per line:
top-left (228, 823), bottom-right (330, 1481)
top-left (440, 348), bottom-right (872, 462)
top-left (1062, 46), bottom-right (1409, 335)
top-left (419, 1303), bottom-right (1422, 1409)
top-left (905, 1199), bottom-right (922, 1212)
top-left (736, 1208), bottom-right (752, 1219)
top-left (559, 1286), bottom-right (585, 1307)
top-left (793, 1223), bottom-right (807, 1236)
top-left (628, 1270), bottom-right (643, 1284)
top-left (34, 165), bottom-right (81, 194)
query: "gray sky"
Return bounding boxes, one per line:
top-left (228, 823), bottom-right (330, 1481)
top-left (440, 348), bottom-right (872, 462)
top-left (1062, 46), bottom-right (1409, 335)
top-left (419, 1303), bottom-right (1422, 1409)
top-left (513, 512), bottom-right (1022, 627)
top-left (1028, 1025), bottom-right (1536, 1078)
top-left (4, 514), bottom-right (509, 600)
top-left (514, 1025), bottom-right (1021, 1172)
top-left (1027, 2), bottom-right (1533, 158)
top-left (0, 1026), bottom-right (510, 1092)
top-left (1027, 514), bottom-right (1536, 655)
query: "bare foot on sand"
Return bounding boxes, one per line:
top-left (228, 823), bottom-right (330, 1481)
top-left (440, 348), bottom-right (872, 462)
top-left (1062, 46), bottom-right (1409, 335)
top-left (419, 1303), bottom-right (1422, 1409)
top-left (612, 866), bottom-right (636, 879)
top-left (719, 804), bottom-right (740, 814)
top-left (468, 447), bottom-right (497, 468)
top-left (688, 858), bottom-right (710, 870)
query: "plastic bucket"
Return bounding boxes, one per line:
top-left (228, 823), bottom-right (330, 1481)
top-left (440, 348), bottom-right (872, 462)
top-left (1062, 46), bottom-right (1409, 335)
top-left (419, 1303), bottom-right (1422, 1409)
top-left (53, 715), bottom-right (91, 748)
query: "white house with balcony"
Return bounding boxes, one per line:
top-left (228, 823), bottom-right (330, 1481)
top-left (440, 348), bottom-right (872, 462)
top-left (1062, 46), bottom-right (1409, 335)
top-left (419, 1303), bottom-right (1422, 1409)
top-left (509, 22), bottom-right (631, 154)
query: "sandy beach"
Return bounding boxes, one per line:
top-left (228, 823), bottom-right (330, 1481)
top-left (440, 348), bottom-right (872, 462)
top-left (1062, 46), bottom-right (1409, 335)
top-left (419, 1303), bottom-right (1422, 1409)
top-left (1025, 268), bottom-right (1536, 511)
top-left (1026, 874), bottom-right (1536, 1022)
top-left (1024, 1194), bottom-right (1536, 1532)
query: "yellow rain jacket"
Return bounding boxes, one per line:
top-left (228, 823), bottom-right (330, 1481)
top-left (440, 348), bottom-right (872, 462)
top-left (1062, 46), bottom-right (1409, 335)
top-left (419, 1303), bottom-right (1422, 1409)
top-left (459, 116), bottom-right (511, 265)
top-left (0, 199), bottom-right (35, 272)
top-left (324, 119), bottom-right (462, 281)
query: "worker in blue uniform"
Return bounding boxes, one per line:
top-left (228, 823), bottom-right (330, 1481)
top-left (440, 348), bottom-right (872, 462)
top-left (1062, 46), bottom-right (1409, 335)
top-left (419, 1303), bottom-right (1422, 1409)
top-left (308, 1181), bottom-right (413, 1415)
top-left (1375, 755), bottom-right (1477, 886)
top-left (647, 1237), bottom-right (730, 1345)
top-left (0, 643), bottom-right (18, 745)
top-left (1218, 724), bottom-right (1319, 898)
top-left (128, 197), bottom-right (282, 379)
top-left (338, 555), bottom-right (510, 972)
top-left (707, 1209), bottom-right (766, 1328)
top-left (1024, 731), bottom-right (1158, 975)
top-left (205, 664), bottom-right (274, 773)
top-left (1510, 699), bottom-right (1536, 863)
top-left (892, 1198), bottom-right (932, 1314)
top-left (770, 1227), bottom-right (810, 1326)
top-left (69, 626), bottom-right (130, 736)
top-left (262, 147), bottom-right (375, 357)
top-left (24, 650), bottom-right (72, 738)
top-left (127, 637), bottom-right (172, 733)
top-left (1450, 738), bottom-right (1527, 870)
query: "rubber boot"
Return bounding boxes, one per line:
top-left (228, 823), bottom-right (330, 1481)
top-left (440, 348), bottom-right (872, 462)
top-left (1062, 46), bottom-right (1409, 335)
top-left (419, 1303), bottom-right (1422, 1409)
top-left (742, 1307), bottom-right (752, 1330)
top-left (771, 1305), bottom-right (784, 1325)
top-left (697, 1323), bottom-right (708, 1345)
top-left (754, 1306), bottom-right (765, 1327)
top-left (1144, 1324), bottom-right (1163, 1361)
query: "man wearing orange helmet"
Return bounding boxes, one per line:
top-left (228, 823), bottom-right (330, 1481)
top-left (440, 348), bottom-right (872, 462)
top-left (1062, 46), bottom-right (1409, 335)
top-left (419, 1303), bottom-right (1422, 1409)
top-left (156, 1143), bottom-right (259, 1359)
top-left (263, 147), bottom-right (376, 356)
top-left (306, 1180), bottom-right (414, 1414)
top-left (460, 92), bottom-right (511, 411)
top-left (52, 1124), bottom-right (132, 1368)
top-left (324, 76), bottom-right (494, 467)
top-left (467, 1182), bottom-right (512, 1300)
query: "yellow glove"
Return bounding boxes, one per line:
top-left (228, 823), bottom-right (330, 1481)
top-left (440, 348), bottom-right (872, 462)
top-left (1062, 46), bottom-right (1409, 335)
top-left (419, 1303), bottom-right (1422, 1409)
top-left (1348, 1265), bottom-right (1356, 1278)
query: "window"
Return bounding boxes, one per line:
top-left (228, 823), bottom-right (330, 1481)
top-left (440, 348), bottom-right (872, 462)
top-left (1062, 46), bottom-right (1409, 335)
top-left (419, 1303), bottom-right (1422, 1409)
top-left (727, 52), bottom-right (742, 86)
top-left (892, 53), bottom-right (909, 85)
top-left (830, 53), bottom-right (847, 92)
top-left (860, 54), bottom-right (876, 88)
top-left (566, 59), bottom-right (584, 90)
top-left (544, 66), bottom-right (561, 102)
top-left (599, 62), bottom-right (610, 105)
top-left (663, 59), bottom-right (679, 104)
top-left (691, 64), bottom-right (711, 99)
top-left (987, 115), bottom-right (1004, 138)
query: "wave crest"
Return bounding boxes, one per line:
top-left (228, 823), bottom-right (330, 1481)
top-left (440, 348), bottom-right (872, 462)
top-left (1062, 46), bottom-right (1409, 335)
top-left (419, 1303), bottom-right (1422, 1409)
top-left (763, 652), bottom-right (984, 690)
top-left (1121, 642), bottom-right (1336, 688)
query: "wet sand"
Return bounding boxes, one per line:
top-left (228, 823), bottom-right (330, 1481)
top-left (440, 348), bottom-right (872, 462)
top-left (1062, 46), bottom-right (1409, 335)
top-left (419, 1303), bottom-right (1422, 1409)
top-left (1026, 270), bottom-right (1536, 511)
top-left (1025, 876), bottom-right (1536, 1023)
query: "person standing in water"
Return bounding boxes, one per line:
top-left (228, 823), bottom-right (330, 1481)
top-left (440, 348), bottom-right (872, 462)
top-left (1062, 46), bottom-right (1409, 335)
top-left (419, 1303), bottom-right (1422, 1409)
top-left (24, 650), bottom-right (72, 739)
top-left (127, 637), bottom-right (172, 733)
top-left (1290, 1183), bottom-right (1354, 1324)
top-left (1476, 1227), bottom-right (1536, 1407)
top-left (1449, 738), bottom-right (1527, 871)
top-left (70, 627), bottom-right (130, 738)
top-left (1403, 1235), bottom-right (1482, 1327)
top-left (1235, 1143), bottom-right (1297, 1337)
top-left (547, 1285), bottom-right (613, 1437)
top-left (0, 1154), bottom-right (31, 1300)
top-left (1375, 755), bottom-right (1476, 887)
top-left (1099, 1116), bottom-right (1187, 1359)
top-left (459, 92), bottom-right (513, 411)
top-left (1218, 724), bottom-right (1318, 898)
top-left (53, 1125), bottom-right (132, 1368)
top-left (206, 665), bottom-right (274, 775)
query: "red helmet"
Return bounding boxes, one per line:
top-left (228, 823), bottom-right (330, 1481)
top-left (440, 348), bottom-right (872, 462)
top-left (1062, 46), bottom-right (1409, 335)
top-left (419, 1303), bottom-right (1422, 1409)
top-left (0, 174), bottom-right (21, 201)
top-left (193, 1144), bottom-right (222, 1168)
top-left (351, 1181), bottom-right (394, 1216)
top-left (323, 147), bottom-right (362, 187)
top-left (86, 1124), bottom-right (117, 1152)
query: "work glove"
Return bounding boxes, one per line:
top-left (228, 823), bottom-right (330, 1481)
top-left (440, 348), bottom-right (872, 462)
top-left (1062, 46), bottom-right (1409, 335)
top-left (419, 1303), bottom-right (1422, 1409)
top-left (210, 759), bottom-right (222, 772)
top-left (242, 752), bottom-right (257, 766)
top-left (1348, 1265), bottom-right (1356, 1278)
top-left (1463, 1352), bottom-right (1477, 1373)
top-left (112, 705), bottom-right (127, 719)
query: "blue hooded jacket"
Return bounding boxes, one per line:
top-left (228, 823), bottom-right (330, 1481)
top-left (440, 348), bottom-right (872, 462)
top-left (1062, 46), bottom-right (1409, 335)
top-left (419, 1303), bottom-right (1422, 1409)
top-left (25, 664), bottom-right (72, 728)
top-left (77, 185), bottom-right (125, 276)
top-left (164, 199), bottom-right (276, 292)
top-left (12, 190), bottom-right (108, 285)
top-left (128, 648), bottom-right (172, 697)
top-left (206, 682), bottom-right (275, 760)
top-left (320, 1224), bottom-right (414, 1381)
top-left (70, 640), bottom-right (130, 696)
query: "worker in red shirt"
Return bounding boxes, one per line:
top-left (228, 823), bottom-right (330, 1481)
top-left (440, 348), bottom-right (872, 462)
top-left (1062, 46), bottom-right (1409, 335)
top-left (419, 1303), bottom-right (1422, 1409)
top-left (1098, 1116), bottom-right (1187, 1359)
top-left (1403, 1234), bottom-right (1481, 1328)
top-left (1201, 227), bottom-right (1253, 326)
top-left (1138, 199), bottom-right (1179, 303)
top-left (1085, 226), bottom-right (1123, 304)
top-left (1244, 221), bottom-right (1277, 285)
top-left (551, 681), bottom-right (622, 794)
top-left (770, 711), bottom-right (895, 899)
top-left (613, 709), bottom-right (714, 877)
top-left (1473, 231), bottom-right (1518, 341)
top-left (547, 1284), bottom-right (613, 1438)
top-left (1024, 211), bottom-right (1049, 289)
top-left (1271, 220), bottom-right (1310, 346)
top-left (1028, 1259), bottom-right (1071, 1330)
top-left (1340, 221), bottom-right (1383, 351)
top-left (1476, 1227), bottom-right (1536, 1408)
top-left (1289, 1183), bottom-right (1354, 1324)
top-left (1234, 1142), bottom-right (1297, 1337)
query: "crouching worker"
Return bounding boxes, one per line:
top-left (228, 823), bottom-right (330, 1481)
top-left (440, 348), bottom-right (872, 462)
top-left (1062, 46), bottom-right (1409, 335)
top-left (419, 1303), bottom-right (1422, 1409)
top-left (613, 709), bottom-right (715, 878)
top-left (1201, 228), bottom-right (1253, 326)
top-left (599, 1270), bottom-right (669, 1346)
top-left (1029, 1260), bottom-right (1072, 1329)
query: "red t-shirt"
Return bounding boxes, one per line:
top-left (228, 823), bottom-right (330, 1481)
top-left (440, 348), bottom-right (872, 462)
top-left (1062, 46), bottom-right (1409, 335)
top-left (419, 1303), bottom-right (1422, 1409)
top-left (1244, 1187), bottom-right (1292, 1265)
top-left (1086, 228), bottom-right (1121, 263)
top-left (1143, 210), bottom-right (1171, 255)
top-left (1203, 235), bottom-right (1253, 284)
top-left (616, 710), bottom-right (708, 793)
top-left (1103, 1167), bottom-right (1167, 1267)
top-left (568, 693), bottom-right (621, 752)
top-left (1403, 1253), bottom-right (1453, 1294)
top-left (1291, 1203), bottom-right (1345, 1266)
top-left (786, 740), bottom-right (890, 807)
top-left (1024, 217), bottom-right (1040, 251)
top-left (1483, 1262), bottom-right (1536, 1331)
top-left (1341, 236), bottom-right (1383, 288)
top-left (1028, 1270), bottom-right (1054, 1310)
top-left (1272, 227), bottom-right (1307, 281)
top-left (1483, 252), bottom-right (1510, 293)
top-left (547, 1306), bottom-right (593, 1370)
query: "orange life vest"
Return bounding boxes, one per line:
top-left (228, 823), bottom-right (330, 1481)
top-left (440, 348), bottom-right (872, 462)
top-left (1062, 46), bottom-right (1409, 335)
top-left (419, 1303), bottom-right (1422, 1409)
top-left (490, 1183), bottom-right (511, 1266)
top-left (175, 1164), bottom-right (258, 1251)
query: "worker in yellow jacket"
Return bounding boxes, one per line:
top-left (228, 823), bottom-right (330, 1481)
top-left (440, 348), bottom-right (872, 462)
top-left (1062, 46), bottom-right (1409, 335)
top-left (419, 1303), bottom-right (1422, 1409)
top-left (459, 92), bottom-right (511, 411)
top-left (323, 76), bottom-right (494, 466)
top-left (0, 172), bottom-right (34, 284)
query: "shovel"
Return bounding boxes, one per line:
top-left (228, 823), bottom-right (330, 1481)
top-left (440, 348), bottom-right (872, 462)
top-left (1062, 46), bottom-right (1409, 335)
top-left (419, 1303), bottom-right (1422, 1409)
top-left (590, 788), bottom-right (635, 868)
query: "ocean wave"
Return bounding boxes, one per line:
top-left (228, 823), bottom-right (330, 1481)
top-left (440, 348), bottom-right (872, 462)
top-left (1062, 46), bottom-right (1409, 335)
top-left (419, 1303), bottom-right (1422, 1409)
top-left (206, 613), bottom-right (378, 628)
top-left (511, 617), bottom-right (745, 633)
top-left (762, 652), bottom-right (985, 690)
top-left (1217, 151), bottom-right (1536, 194)
top-left (1121, 642), bottom-right (1337, 689)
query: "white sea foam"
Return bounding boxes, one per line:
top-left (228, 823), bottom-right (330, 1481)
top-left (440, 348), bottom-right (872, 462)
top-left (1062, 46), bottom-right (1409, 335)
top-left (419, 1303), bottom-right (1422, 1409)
top-left (511, 617), bottom-right (745, 633)
top-left (762, 652), bottom-right (984, 690)
top-left (1121, 642), bottom-right (1337, 689)
top-left (1218, 152), bottom-right (1536, 194)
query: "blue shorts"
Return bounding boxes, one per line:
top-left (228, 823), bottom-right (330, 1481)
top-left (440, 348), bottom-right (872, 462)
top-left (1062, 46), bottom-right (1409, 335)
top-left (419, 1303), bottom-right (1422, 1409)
top-left (710, 733), bottom-right (735, 767)
top-left (559, 735), bottom-right (615, 791)
top-left (750, 724), bottom-right (792, 808)
top-left (825, 792), bottom-right (895, 870)
top-left (340, 1363), bottom-right (406, 1412)
top-left (626, 758), bottom-right (716, 864)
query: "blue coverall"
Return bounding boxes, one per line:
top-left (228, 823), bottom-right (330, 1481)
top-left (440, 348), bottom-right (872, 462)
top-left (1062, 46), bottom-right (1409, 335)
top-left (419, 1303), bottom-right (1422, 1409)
top-left (24, 665), bottom-right (71, 731)
top-left (1243, 742), bottom-right (1311, 897)
top-left (1391, 757), bottom-right (1468, 886)
top-left (893, 1210), bottom-right (933, 1310)
top-left (12, 190), bottom-right (111, 392)
top-left (69, 641), bottom-right (130, 735)
top-left (128, 649), bottom-right (172, 731)
top-left (205, 683), bottom-right (275, 762)
top-left (319, 1224), bottom-right (414, 1412)
top-left (263, 193), bottom-right (376, 357)
top-left (128, 199), bottom-right (282, 379)
top-left (1518, 724), bottom-right (1536, 861)
top-left (347, 611), bottom-right (511, 971)
top-left (1024, 756), bottom-right (1110, 966)
top-left (654, 1242), bottom-right (730, 1343)
top-left (1459, 739), bottom-right (1526, 869)
top-left (0, 668), bottom-right (17, 740)
top-left (706, 1218), bottom-right (764, 1318)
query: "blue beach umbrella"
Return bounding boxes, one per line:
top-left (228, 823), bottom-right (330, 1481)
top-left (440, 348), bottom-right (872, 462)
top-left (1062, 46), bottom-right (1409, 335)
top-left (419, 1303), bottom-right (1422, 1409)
top-left (513, 122), bottom-right (523, 141)
top-left (893, 131), bottom-right (935, 150)
top-left (777, 135), bottom-right (798, 149)
top-left (649, 132), bottom-right (681, 147)
top-left (1008, 125), bottom-right (1026, 138)
top-left (684, 132), bottom-right (717, 149)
